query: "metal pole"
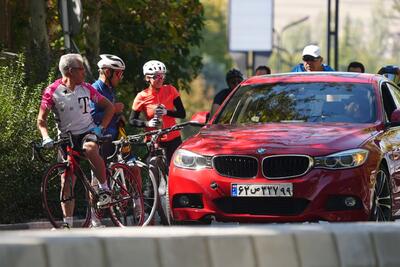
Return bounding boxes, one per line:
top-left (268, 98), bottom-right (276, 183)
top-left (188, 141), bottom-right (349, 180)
top-left (327, 0), bottom-right (331, 66)
top-left (275, 29), bottom-right (281, 72)
top-left (334, 0), bottom-right (339, 70)
top-left (60, 0), bottom-right (71, 52)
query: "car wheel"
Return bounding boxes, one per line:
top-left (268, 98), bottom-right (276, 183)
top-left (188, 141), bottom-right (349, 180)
top-left (370, 165), bottom-right (393, 222)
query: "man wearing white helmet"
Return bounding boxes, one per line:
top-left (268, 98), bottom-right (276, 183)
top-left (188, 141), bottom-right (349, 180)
top-left (91, 54), bottom-right (125, 143)
top-left (90, 54), bottom-right (126, 227)
top-left (129, 60), bottom-right (186, 167)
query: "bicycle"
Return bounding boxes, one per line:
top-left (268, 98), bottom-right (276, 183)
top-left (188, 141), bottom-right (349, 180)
top-left (32, 132), bottom-right (145, 228)
top-left (126, 121), bottom-right (204, 225)
top-left (107, 135), bottom-right (158, 226)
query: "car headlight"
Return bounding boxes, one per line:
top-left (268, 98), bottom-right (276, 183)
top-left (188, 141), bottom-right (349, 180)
top-left (314, 149), bottom-right (369, 169)
top-left (173, 149), bottom-right (212, 170)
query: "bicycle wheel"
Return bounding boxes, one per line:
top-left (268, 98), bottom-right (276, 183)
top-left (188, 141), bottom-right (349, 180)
top-left (41, 163), bottom-right (90, 228)
top-left (130, 160), bottom-right (158, 226)
top-left (108, 163), bottom-right (145, 226)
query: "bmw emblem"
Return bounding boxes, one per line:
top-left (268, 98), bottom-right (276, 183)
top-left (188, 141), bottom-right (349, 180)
top-left (257, 148), bottom-right (267, 154)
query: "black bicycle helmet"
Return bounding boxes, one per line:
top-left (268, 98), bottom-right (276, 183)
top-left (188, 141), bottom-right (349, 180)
top-left (225, 68), bottom-right (243, 84)
top-left (377, 65), bottom-right (400, 85)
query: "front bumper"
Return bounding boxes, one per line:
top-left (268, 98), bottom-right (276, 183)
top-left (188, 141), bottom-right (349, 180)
top-left (168, 166), bottom-right (373, 223)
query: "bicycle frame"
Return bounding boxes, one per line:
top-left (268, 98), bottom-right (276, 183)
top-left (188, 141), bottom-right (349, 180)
top-left (63, 145), bottom-right (99, 199)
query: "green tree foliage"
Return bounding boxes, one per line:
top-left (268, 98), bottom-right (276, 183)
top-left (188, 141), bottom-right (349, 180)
top-left (83, 0), bottom-right (204, 95)
top-left (0, 55), bottom-right (56, 223)
top-left (0, 1), bottom-right (205, 223)
top-left (183, 0), bottom-right (234, 119)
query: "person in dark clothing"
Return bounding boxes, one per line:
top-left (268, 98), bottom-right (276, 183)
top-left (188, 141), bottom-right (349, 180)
top-left (210, 68), bottom-right (244, 118)
top-left (255, 65), bottom-right (271, 75)
top-left (347, 61), bottom-right (365, 73)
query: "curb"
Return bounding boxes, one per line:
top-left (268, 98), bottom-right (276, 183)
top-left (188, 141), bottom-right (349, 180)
top-left (0, 221), bottom-right (52, 230)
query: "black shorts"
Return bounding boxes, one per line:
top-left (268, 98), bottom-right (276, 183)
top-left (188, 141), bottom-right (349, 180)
top-left (99, 140), bottom-right (116, 162)
top-left (57, 132), bottom-right (98, 162)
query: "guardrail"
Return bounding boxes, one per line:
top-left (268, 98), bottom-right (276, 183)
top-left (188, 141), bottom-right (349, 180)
top-left (1, 223), bottom-right (400, 267)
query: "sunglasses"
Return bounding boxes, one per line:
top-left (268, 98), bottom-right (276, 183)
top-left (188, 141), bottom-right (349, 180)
top-left (71, 66), bottom-right (85, 71)
top-left (114, 70), bottom-right (124, 79)
top-left (302, 56), bottom-right (320, 62)
top-left (149, 73), bottom-right (166, 80)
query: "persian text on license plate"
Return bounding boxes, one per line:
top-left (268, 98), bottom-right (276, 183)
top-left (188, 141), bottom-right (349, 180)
top-left (231, 183), bottom-right (293, 197)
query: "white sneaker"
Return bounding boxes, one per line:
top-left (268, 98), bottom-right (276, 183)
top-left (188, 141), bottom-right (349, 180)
top-left (89, 219), bottom-right (106, 228)
top-left (51, 222), bottom-right (70, 230)
top-left (97, 189), bottom-right (112, 208)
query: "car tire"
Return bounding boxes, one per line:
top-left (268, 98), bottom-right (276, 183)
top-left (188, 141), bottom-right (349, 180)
top-left (370, 165), bottom-right (393, 222)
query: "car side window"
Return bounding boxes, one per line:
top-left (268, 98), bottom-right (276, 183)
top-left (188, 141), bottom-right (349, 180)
top-left (381, 83), bottom-right (397, 121)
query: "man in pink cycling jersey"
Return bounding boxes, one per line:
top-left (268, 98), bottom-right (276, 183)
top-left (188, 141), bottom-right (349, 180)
top-left (37, 53), bottom-right (114, 228)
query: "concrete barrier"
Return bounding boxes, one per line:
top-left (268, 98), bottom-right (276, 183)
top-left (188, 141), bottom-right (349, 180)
top-left (1, 223), bottom-right (400, 267)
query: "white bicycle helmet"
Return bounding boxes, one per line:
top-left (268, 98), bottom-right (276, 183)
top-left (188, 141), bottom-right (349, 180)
top-left (143, 60), bottom-right (167, 75)
top-left (97, 54), bottom-right (125, 70)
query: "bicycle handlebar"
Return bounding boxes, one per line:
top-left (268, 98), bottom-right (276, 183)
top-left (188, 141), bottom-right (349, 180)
top-left (31, 133), bottom-right (112, 163)
top-left (106, 121), bottom-right (204, 161)
top-left (127, 120), bottom-right (204, 143)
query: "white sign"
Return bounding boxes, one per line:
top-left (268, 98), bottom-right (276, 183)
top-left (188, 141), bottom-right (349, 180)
top-left (229, 0), bottom-right (274, 52)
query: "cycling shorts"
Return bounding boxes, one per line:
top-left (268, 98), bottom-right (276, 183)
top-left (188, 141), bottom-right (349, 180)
top-left (57, 132), bottom-right (98, 162)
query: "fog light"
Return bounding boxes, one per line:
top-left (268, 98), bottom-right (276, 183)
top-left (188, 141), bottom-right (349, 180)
top-left (344, 197), bottom-right (356, 207)
top-left (178, 195), bottom-right (190, 207)
top-left (326, 195), bottom-right (362, 211)
top-left (173, 194), bottom-right (203, 208)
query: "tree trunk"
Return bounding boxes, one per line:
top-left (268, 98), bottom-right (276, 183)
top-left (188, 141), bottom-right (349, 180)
top-left (29, 0), bottom-right (50, 82)
top-left (0, 0), bottom-right (12, 48)
top-left (83, 0), bottom-right (102, 81)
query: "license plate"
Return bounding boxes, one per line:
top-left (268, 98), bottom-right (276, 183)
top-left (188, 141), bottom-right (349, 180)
top-left (231, 183), bottom-right (293, 197)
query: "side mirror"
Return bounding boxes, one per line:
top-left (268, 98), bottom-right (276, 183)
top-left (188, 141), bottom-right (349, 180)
top-left (391, 109), bottom-right (400, 123)
top-left (190, 111), bottom-right (210, 124)
top-left (386, 109), bottom-right (400, 128)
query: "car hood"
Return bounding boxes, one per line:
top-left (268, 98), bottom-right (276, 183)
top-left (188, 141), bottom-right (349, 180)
top-left (182, 123), bottom-right (378, 156)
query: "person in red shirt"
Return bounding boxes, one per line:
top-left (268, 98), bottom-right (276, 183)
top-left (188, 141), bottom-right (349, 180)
top-left (129, 60), bottom-right (186, 167)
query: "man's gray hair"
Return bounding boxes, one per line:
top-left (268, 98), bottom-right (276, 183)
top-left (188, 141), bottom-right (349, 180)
top-left (59, 53), bottom-right (83, 76)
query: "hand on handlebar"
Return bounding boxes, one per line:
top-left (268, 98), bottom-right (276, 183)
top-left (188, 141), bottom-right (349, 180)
top-left (42, 137), bottom-right (54, 149)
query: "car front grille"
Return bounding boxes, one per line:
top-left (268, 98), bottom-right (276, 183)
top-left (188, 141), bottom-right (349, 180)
top-left (214, 197), bottom-right (309, 216)
top-left (213, 156), bottom-right (258, 178)
top-left (262, 155), bottom-right (312, 179)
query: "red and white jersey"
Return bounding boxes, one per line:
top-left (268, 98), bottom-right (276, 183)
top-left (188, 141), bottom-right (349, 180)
top-left (40, 79), bottom-right (104, 135)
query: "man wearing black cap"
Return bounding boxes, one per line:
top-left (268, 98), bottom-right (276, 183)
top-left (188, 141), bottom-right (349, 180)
top-left (210, 68), bottom-right (244, 117)
top-left (292, 44), bottom-right (334, 72)
top-left (378, 65), bottom-right (400, 86)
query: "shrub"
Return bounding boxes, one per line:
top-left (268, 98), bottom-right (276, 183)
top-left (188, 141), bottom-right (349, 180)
top-left (0, 55), bottom-right (55, 223)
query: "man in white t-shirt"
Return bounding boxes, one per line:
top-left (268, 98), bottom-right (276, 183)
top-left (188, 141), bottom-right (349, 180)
top-left (37, 53), bottom-right (114, 228)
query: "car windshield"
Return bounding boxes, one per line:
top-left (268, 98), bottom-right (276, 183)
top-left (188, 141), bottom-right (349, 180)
top-left (215, 82), bottom-right (377, 124)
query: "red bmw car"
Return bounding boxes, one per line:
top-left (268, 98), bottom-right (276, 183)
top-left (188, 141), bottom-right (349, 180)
top-left (168, 72), bottom-right (400, 224)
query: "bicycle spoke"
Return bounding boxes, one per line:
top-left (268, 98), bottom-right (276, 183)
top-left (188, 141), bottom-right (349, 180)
top-left (42, 163), bottom-right (90, 228)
